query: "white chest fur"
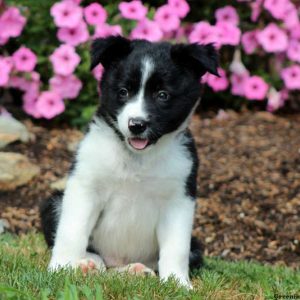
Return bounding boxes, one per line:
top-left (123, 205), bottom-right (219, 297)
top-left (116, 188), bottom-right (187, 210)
top-left (74, 119), bottom-right (192, 268)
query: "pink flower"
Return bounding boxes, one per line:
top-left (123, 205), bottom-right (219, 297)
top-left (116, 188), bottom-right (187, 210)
top-left (50, 74), bottom-right (82, 99)
top-left (36, 91), bottom-right (65, 119)
top-left (290, 24), bottom-right (300, 41)
top-left (50, 44), bottom-right (80, 76)
top-left (57, 21), bottom-right (89, 46)
top-left (63, 0), bottom-right (82, 4)
top-left (154, 5), bottom-right (180, 33)
top-left (0, 36), bottom-right (9, 45)
top-left (84, 3), bottom-right (107, 25)
top-left (130, 19), bottom-right (163, 42)
top-left (175, 24), bottom-right (193, 42)
top-left (12, 47), bottom-right (37, 72)
top-left (263, 0), bottom-right (288, 19)
top-left (94, 23), bottom-right (122, 39)
top-left (282, 2), bottom-right (299, 29)
top-left (92, 64), bottom-right (104, 81)
top-left (206, 68), bottom-right (229, 92)
top-left (251, 0), bottom-right (263, 22)
top-left (281, 65), bottom-right (300, 90)
top-left (257, 23), bottom-right (288, 53)
top-left (215, 6), bottom-right (239, 26)
top-left (215, 22), bottom-right (241, 46)
top-left (9, 76), bottom-right (28, 90)
top-left (230, 72), bottom-right (249, 96)
top-left (23, 97), bottom-right (42, 119)
top-left (287, 40), bottom-right (300, 63)
top-left (0, 7), bottom-right (26, 39)
top-left (267, 87), bottom-right (284, 112)
top-left (0, 56), bottom-right (12, 86)
top-left (9, 71), bottom-right (40, 91)
top-left (241, 30), bottom-right (259, 54)
top-left (50, 1), bottom-right (83, 28)
top-left (119, 1), bottom-right (147, 21)
top-left (244, 76), bottom-right (269, 100)
top-left (188, 22), bottom-right (217, 45)
top-left (168, 0), bottom-right (190, 18)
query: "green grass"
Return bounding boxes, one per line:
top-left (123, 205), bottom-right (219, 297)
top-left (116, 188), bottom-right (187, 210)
top-left (0, 233), bottom-right (299, 299)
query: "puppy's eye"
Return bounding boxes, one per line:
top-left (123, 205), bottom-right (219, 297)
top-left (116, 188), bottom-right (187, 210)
top-left (118, 88), bottom-right (129, 98)
top-left (157, 91), bottom-right (169, 102)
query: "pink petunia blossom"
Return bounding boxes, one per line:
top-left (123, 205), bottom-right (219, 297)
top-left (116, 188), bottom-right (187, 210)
top-left (0, 7), bottom-right (26, 39)
top-left (0, 36), bottom-right (9, 45)
top-left (93, 23), bottom-right (122, 39)
top-left (281, 65), bottom-right (300, 90)
top-left (84, 3), bottom-right (107, 26)
top-left (215, 22), bottom-right (241, 46)
top-left (0, 56), bottom-right (13, 86)
top-left (188, 22), bottom-right (217, 45)
top-left (282, 2), bottom-right (299, 29)
top-left (241, 30), bottom-right (259, 54)
top-left (290, 24), bottom-right (300, 41)
top-left (263, 0), bottom-right (288, 19)
top-left (50, 1), bottom-right (83, 28)
top-left (119, 1), bottom-right (147, 21)
top-left (22, 81), bottom-right (41, 118)
top-left (130, 19), bottom-right (163, 42)
top-left (57, 21), bottom-right (89, 46)
top-left (36, 91), bottom-right (65, 119)
top-left (267, 87), bottom-right (285, 112)
top-left (12, 47), bottom-right (37, 72)
top-left (251, 0), bottom-right (263, 22)
top-left (92, 64), bottom-right (104, 81)
top-left (154, 5), bottom-right (180, 33)
top-left (63, 0), bottom-right (82, 4)
top-left (49, 74), bottom-right (82, 99)
top-left (175, 24), bottom-right (193, 42)
top-left (257, 23), bottom-right (288, 53)
top-left (215, 6), bottom-right (239, 26)
top-left (23, 97), bottom-right (42, 119)
top-left (168, 0), bottom-right (190, 18)
top-left (206, 68), bottom-right (229, 92)
top-left (230, 72), bottom-right (249, 96)
top-left (244, 75), bottom-right (269, 100)
top-left (50, 44), bottom-right (80, 76)
top-left (287, 40), bottom-right (300, 63)
top-left (9, 71), bottom-right (40, 91)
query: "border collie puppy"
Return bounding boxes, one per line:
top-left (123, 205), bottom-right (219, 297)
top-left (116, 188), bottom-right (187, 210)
top-left (40, 36), bottom-right (218, 288)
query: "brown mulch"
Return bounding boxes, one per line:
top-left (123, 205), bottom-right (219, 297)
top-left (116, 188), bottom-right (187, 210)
top-left (1, 112), bottom-right (300, 268)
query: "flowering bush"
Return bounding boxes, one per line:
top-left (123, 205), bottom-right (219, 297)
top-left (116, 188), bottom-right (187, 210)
top-left (0, 0), bottom-right (300, 125)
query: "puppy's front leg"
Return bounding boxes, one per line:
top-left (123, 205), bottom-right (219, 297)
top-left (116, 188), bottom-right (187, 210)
top-left (49, 176), bottom-right (103, 270)
top-left (157, 198), bottom-right (195, 288)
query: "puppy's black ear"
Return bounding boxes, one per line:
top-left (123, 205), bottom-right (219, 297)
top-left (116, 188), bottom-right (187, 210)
top-left (90, 36), bottom-right (132, 70)
top-left (171, 43), bottom-right (219, 77)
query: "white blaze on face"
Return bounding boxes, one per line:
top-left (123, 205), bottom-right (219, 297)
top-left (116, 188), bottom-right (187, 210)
top-left (117, 58), bottom-right (154, 137)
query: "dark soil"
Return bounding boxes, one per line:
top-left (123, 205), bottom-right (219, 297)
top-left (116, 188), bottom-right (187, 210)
top-left (1, 112), bottom-right (300, 268)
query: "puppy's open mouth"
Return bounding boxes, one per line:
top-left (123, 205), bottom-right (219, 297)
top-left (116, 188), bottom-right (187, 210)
top-left (128, 138), bottom-right (149, 150)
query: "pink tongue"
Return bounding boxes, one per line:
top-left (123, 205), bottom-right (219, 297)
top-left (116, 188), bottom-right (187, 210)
top-left (129, 138), bottom-right (149, 150)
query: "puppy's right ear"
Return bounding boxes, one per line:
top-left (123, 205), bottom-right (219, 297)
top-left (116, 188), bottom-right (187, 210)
top-left (90, 36), bottom-right (132, 70)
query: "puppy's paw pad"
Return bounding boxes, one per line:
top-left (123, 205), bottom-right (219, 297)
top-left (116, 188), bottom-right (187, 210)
top-left (127, 263), bottom-right (156, 276)
top-left (76, 258), bottom-right (105, 274)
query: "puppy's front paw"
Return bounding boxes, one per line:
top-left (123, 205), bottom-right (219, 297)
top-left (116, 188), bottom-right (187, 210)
top-left (114, 263), bottom-right (156, 277)
top-left (160, 274), bottom-right (193, 289)
top-left (76, 253), bottom-right (106, 274)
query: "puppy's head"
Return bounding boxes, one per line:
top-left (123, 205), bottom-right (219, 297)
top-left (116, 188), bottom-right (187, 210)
top-left (91, 36), bottom-right (218, 152)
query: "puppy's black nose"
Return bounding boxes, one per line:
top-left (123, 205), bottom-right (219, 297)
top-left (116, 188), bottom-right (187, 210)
top-left (128, 118), bottom-right (147, 134)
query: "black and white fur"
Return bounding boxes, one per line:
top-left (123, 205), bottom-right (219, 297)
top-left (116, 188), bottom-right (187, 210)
top-left (40, 36), bottom-right (218, 288)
